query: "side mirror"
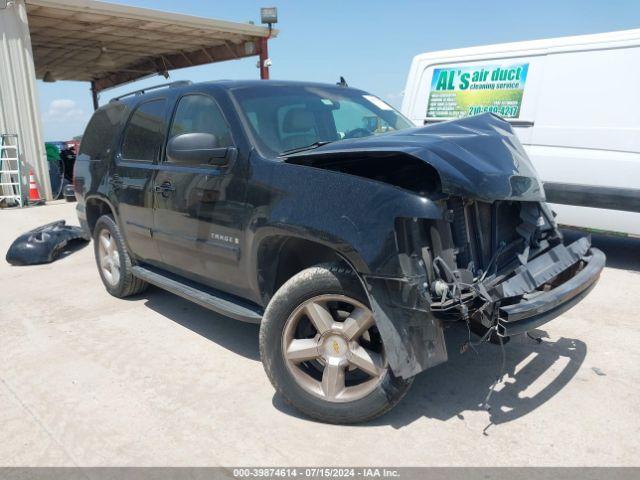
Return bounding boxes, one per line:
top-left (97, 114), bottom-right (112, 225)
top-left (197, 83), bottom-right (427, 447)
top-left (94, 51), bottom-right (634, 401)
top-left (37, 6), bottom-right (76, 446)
top-left (166, 133), bottom-right (235, 166)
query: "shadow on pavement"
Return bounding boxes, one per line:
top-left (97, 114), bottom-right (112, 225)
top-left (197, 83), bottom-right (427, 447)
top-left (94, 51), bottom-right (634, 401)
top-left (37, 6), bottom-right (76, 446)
top-left (378, 325), bottom-right (586, 431)
top-left (141, 286), bottom-right (261, 361)
top-left (274, 324), bottom-right (586, 431)
top-left (133, 283), bottom-right (587, 431)
top-left (562, 228), bottom-right (640, 272)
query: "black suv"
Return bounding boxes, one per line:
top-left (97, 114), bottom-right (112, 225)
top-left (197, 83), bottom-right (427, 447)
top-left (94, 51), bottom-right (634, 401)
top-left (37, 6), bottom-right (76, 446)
top-left (75, 80), bottom-right (605, 423)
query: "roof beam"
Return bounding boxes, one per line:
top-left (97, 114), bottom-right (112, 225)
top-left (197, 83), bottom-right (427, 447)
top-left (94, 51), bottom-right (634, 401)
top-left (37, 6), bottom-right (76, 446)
top-left (91, 41), bottom-right (250, 92)
top-left (27, 0), bottom-right (277, 38)
top-left (26, 0), bottom-right (275, 91)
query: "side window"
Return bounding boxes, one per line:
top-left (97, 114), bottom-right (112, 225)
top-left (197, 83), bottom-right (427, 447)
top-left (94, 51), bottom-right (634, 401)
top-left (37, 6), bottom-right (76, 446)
top-left (121, 99), bottom-right (167, 161)
top-left (79, 103), bottom-right (126, 159)
top-left (168, 94), bottom-right (233, 155)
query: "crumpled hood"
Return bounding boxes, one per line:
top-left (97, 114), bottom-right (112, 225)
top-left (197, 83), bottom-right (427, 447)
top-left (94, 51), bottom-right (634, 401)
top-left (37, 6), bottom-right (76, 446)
top-left (284, 113), bottom-right (545, 202)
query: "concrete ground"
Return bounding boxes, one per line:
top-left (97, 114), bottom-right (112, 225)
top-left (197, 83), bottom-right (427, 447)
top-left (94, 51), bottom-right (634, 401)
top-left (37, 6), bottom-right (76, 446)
top-left (1, 201), bottom-right (639, 467)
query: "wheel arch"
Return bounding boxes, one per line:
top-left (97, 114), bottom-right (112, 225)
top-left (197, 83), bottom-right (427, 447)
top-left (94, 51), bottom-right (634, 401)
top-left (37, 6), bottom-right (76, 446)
top-left (84, 195), bottom-right (117, 235)
top-left (255, 234), bottom-right (366, 305)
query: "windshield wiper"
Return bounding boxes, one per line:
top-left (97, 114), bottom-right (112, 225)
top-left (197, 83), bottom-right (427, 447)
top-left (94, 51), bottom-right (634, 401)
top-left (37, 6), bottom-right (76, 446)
top-left (279, 141), bottom-right (333, 156)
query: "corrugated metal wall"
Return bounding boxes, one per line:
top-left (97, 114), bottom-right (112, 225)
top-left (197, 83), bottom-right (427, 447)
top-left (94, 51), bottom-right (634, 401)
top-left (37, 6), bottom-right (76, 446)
top-left (0, 0), bottom-right (52, 202)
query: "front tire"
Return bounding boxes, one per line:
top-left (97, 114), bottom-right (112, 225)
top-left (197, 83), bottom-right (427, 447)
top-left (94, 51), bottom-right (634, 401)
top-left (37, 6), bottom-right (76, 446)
top-left (260, 264), bottom-right (413, 424)
top-left (93, 215), bottom-right (148, 298)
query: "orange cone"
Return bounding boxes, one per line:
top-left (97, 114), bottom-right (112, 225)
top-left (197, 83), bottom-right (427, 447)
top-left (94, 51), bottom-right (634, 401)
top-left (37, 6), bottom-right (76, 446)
top-left (28, 169), bottom-right (44, 205)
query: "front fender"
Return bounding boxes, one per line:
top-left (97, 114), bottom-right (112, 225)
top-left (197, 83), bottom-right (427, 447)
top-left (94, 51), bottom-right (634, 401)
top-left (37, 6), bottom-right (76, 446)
top-left (252, 161), bottom-right (443, 276)
top-left (361, 275), bottom-right (448, 378)
top-left (249, 159), bottom-right (448, 378)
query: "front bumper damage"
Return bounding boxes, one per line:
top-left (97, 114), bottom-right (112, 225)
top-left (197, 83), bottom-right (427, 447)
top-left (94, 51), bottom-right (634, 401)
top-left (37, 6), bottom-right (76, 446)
top-left (361, 235), bottom-right (604, 380)
top-left (495, 237), bottom-right (605, 336)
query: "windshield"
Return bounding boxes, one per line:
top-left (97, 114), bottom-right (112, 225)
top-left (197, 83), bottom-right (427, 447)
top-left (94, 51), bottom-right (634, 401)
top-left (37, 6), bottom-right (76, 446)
top-left (232, 85), bottom-right (413, 157)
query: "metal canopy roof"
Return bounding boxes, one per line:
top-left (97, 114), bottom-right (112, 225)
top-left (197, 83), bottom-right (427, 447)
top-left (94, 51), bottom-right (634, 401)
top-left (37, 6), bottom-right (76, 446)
top-left (26, 0), bottom-right (277, 92)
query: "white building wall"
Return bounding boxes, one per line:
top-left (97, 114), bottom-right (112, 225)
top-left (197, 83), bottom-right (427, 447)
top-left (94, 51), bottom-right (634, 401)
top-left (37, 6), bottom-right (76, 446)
top-left (0, 0), bottom-right (52, 201)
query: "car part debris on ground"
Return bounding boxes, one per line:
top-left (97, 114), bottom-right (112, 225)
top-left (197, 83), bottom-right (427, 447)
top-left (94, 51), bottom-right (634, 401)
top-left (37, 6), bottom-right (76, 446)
top-left (5, 219), bottom-right (89, 266)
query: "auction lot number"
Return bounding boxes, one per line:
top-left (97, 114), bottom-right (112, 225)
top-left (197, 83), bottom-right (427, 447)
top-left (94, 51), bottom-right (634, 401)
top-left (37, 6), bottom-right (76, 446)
top-left (233, 468), bottom-right (400, 478)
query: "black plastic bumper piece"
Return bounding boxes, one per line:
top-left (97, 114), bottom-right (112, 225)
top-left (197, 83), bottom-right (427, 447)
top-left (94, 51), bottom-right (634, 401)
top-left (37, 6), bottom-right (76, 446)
top-left (6, 220), bottom-right (90, 266)
top-left (497, 247), bottom-right (605, 336)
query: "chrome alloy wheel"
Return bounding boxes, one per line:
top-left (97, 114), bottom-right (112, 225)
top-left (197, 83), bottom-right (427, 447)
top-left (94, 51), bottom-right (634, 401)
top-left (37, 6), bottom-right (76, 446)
top-left (97, 229), bottom-right (121, 286)
top-left (282, 294), bottom-right (388, 403)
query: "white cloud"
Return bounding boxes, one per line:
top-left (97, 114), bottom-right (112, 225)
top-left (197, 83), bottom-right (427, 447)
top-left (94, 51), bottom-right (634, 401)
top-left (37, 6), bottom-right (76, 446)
top-left (50, 99), bottom-right (76, 110)
top-left (43, 99), bottom-right (84, 121)
top-left (41, 98), bottom-right (91, 140)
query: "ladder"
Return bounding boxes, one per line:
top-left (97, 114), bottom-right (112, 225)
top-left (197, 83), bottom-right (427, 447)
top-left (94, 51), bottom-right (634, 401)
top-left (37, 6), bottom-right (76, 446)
top-left (0, 134), bottom-right (24, 208)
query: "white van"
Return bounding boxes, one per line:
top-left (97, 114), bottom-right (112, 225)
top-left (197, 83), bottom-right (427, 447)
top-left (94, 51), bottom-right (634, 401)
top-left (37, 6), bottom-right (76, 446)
top-left (401, 29), bottom-right (640, 237)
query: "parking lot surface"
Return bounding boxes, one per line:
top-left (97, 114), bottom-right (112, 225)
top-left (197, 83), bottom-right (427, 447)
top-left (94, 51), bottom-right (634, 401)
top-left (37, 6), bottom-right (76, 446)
top-left (1, 202), bottom-right (639, 466)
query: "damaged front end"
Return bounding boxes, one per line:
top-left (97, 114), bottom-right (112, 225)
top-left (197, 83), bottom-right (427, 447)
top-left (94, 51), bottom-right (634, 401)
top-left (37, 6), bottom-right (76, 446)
top-left (418, 198), bottom-right (604, 339)
top-left (362, 198), bottom-right (604, 379)
top-left (285, 113), bottom-right (605, 379)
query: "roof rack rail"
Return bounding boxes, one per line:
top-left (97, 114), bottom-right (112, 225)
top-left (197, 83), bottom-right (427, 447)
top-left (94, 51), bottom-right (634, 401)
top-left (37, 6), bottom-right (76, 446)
top-left (110, 80), bottom-right (193, 102)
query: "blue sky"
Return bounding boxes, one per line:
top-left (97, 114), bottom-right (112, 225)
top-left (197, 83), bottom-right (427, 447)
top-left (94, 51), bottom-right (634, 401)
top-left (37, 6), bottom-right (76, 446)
top-left (38, 0), bottom-right (637, 140)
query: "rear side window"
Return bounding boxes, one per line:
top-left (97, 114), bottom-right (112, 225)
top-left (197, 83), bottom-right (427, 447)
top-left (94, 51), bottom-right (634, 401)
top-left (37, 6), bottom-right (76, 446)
top-left (121, 99), bottom-right (167, 161)
top-left (79, 103), bottom-right (126, 159)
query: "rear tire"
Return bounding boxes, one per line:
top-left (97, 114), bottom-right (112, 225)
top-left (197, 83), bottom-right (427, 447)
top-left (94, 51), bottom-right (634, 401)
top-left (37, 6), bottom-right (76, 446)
top-left (260, 263), bottom-right (413, 424)
top-left (93, 215), bottom-right (148, 298)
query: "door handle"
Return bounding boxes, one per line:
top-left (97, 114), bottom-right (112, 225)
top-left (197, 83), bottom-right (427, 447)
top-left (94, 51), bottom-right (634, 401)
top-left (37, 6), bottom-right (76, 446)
top-left (154, 181), bottom-right (175, 195)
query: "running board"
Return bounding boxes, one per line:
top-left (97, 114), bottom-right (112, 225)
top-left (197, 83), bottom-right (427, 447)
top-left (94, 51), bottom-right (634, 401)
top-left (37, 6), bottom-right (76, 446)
top-left (131, 266), bottom-right (263, 324)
